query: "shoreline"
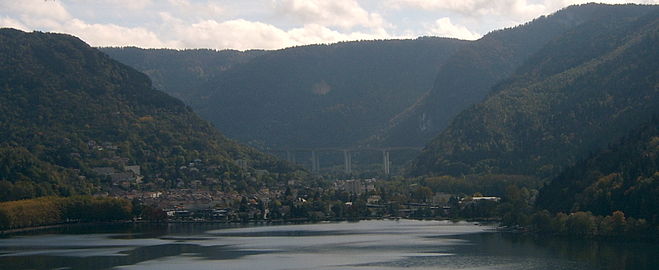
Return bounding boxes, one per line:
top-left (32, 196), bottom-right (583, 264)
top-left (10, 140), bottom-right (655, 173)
top-left (0, 221), bottom-right (137, 236)
top-left (3, 219), bottom-right (656, 243)
top-left (1, 217), bottom-right (497, 236)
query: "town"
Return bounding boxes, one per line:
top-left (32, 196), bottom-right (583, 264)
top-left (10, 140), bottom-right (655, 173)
top-left (109, 177), bottom-right (501, 223)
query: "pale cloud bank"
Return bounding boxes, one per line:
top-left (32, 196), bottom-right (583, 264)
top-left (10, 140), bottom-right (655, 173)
top-left (0, 0), bottom-right (656, 50)
top-left (274, 0), bottom-right (387, 30)
top-left (429, 17), bottom-right (481, 40)
top-left (0, 0), bottom-right (396, 50)
top-left (391, 0), bottom-right (659, 22)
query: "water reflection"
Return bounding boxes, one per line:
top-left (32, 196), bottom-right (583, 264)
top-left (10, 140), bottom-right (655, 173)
top-left (0, 220), bottom-right (656, 270)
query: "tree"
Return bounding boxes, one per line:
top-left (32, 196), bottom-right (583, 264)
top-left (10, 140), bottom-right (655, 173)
top-left (0, 208), bottom-right (9, 230)
top-left (531, 210), bottom-right (553, 233)
top-left (566, 211), bottom-right (596, 236)
top-left (411, 186), bottom-right (433, 202)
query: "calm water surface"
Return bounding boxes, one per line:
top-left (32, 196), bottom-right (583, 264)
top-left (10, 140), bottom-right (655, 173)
top-left (0, 220), bottom-right (656, 269)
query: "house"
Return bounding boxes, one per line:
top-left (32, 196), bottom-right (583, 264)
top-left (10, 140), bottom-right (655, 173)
top-left (334, 179), bottom-right (376, 194)
top-left (470, 196), bottom-right (501, 202)
top-left (124, 165), bottom-right (141, 176)
top-left (367, 195), bottom-right (381, 204)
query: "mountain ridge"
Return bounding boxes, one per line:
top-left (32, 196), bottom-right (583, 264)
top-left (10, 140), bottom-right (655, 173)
top-left (536, 117), bottom-right (659, 222)
top-left (410, 5), bottom-right (659, 178)
top-left (374, 3), bottom-right (655, 147)
top-left (103, 37), bottom-right (469, 149)
top-left (0, 28), bottom-right (296, 201)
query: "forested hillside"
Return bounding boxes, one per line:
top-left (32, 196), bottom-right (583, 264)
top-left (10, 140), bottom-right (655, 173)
top-left (100, 47), bottom-right (265, 107)
top-left (536, 118), bottom-right (659, 222)
top-left (103, 38), bottom-right (468, 148)
top-left (411, 5), bottom-right (659, 177)
top-left (0, 29), bottom-right (295, 201)
top-left (376, 4), bottom-right (653, 147)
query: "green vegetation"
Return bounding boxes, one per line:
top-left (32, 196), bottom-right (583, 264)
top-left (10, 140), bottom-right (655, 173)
top-left (99, 47), bottom-right (265, 107)
top-left (101, 4), bottom-right (656, 158)
top-left (453, 119), bottom-right (659, 238)
top-left (0, 146), bottom-right (92, 201)
top-left (1, 4), bottom-right (657, 241)
top-left (527, 210), bottom-right (654, 239)
top-left (403, 5), bottom-right (659, 238)
top-left (421, 174), bottom-right (542, 197)
top-left (537, 119), bottom-right (659, 223)
top-left (102, 38), bottom-right (467, 148)
top-left (0, 28), bottom-right (299, 201)
top-left (411, 5), bottom-right (659, 178)
top-left (377, 4), bottom-right (647, 147)
top-left (0, 196), bottom-right (132, 230)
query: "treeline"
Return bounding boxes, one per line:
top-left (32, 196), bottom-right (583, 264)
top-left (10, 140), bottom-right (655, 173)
top-left (0, 146), bottom-right (94, 201)
top-left (411, 5), bottom-right (659, 178)
top-left (447, 183), bottom-right (659, 239)
top-left (378, 4), bottom-right (612, 147)
top-left (99, 47), bottom-right (265, 107)
top-left (421, 174), bottom-right (542, 197)
top-left (491, 119), bottom-right (659, 238)
top-left (104, 38), bottom-right (467, 149)
top-left (536, 118), bottom-right (659, 222)
top-left (0, 196), bottom-right (132, 230)
top-left (528, 210), bottom-right (655, 239)
top-left (0, 28), bottom-right (300, 200)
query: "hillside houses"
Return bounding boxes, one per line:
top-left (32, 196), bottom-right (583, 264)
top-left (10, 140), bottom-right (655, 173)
top-left (92, 165), bottom-right (143, 188)
top-left (333, 178), bottom-right (376, 194)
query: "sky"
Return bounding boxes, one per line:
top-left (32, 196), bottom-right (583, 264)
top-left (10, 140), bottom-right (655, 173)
top-left (1, 0), bottom-right (657, 50)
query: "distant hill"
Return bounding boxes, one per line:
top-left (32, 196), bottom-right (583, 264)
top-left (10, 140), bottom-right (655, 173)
top-left (0, 29), bottom-right (296, 201)
top-left (100, 47), bottom-right (266, 107)
top-left (410, 4), bottom-right (659, 177)
top-left (536, 118), bottom-right (659, 222)
top-left (103, 38), bottom-right (468, 148)
top-left (375, 3), bottom-right (653, 147)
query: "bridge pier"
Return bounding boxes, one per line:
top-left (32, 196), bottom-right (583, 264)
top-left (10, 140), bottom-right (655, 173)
top-left (286, 150), bottom-right (295, 163)
top-left (311, 150), bottom-right (320, 173)
top-left (343, 150), bottom-right (352, 174)
top-left (382, 150), bottom-right (390, 175)
top-left (269, 147), bottom-right (421, 175)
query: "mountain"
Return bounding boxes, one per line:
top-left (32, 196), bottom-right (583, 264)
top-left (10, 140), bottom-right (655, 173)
top-left (99, 47), bottom-right (266, 107)
top-left (0, 28), bottom-right (295, 201)
top-left (410, 4), bottom-right (659, 177)
top-left (536, 118), bottom-right (659, 222)
top-left (103, 38), bottom-right (468, 148)
top-left (375, 4), bottom-right (653, 147)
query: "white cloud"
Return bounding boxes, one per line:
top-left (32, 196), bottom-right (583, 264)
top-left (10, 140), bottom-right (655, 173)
top-left (389, 0), bottom-right (545, 21)
top-left (0, 17), bottom-right (28, 31)
top-left (274, 0), bottom-right (386, 29)
top-left (0, 0), bottom-right (171, 48)
top-left (61, 19), bottom-right (174, 48)
top-left (0, 0), bottom-right (395, 50)
top-left (287, 24), bottom-right (392, 45)
top-left (0, 0), bottom-right (71, 21)
top-left (96, 0), bottom-right (153, 10)
top-left (428, 17), bottom-right (481, 40)
top-left (388, 0), bottom-right (659, 36)
top-left (164, 19), bottom-right (395, 50)
top-left (170, 19), bottom-right (292, 50)
top-left (2, 0), bottom-right (657, 50)
top-left (390, 0), bottom-right (659, 19)
top-left (166, 0), bottom-right (225, 19)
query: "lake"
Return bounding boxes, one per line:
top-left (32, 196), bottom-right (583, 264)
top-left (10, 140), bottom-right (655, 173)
top-left (0, 220), bottom-right (657, 269)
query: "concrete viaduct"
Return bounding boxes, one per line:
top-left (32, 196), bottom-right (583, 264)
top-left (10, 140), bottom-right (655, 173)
top-left (268, 147), bottom-right (423, 175)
